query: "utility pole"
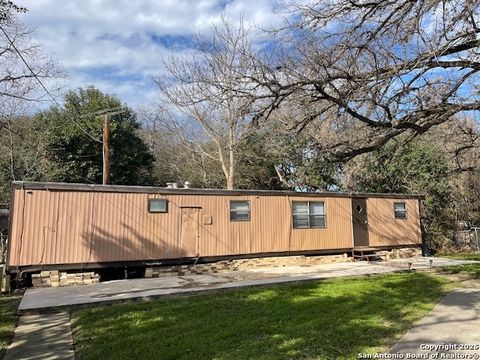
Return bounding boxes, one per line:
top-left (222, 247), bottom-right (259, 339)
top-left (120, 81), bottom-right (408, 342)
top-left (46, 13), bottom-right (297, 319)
top-left (99, 107), bottom-right (126, 185)
top-left (80, 106), bottom-right (127, 185)
top-left (80, 106), bottom-right (125, 185)
top-left (102, 113), bottom-right (111, 185)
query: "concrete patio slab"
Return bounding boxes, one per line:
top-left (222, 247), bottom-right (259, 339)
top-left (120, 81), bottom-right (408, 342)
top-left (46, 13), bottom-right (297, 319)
top-left (3, 311), bottom-right (74, 360)
top-left (389, 288), bottom-right (480, 357)
top-left (18, 256), bottom-right (477, 311)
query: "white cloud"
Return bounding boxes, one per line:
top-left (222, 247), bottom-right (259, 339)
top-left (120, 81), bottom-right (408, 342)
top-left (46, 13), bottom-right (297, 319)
top-left (15, 0), bottom-right (280, 107)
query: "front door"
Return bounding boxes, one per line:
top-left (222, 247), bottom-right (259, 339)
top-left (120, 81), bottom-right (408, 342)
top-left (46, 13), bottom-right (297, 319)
top-left (352, 198), bottom-right (369, 247)
top-left (180, 207), bottom-right (200, 257)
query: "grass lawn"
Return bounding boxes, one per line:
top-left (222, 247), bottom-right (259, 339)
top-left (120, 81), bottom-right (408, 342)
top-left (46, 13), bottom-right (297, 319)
top-left (0, 294), bottom-right (21, 359)
top-left (72, 272), bottom-right (453, 360)
top-left (436, 252), bottom-right (480, 279)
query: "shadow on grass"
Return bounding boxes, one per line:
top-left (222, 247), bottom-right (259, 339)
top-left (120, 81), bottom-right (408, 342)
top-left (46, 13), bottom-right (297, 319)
top-left (439, 264), bottom-right (480, 278)
top-left (73, 272), bottom-right (451, 360)
top-left (436, 253), bottom-right (480, 279)
top-left (0, 294), bottom-right (21, 358)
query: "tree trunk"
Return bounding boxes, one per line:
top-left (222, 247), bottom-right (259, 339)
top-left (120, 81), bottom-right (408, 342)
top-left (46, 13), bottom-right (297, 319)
top-left (227, 126), bottom-right (235, 190)
top-left (7, 121), bottom-right (16, 181)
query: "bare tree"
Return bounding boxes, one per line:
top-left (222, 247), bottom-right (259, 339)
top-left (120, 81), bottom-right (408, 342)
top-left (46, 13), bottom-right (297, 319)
top-left (137, 105), bottom-right (191, 186)
top-left (247, 0), bottom-right (480, 162)
top-left (0, 1), bottom-right (26, 22)
top-left (156, 18), bottom-right (256, 190)
top-left (136, 104), bottom-right (226, 188)
top-left (0, 2), bottom-right (61, 141)
top-left (0, 2), bottom-right (62, 202)
top-left (439, 115), bottom-right (480, 173)
top-left (0, 9), bottom-right (59, 104)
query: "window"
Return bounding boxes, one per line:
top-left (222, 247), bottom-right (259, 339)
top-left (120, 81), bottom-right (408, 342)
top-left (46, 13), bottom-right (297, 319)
top-left (394, 202), bottom-right (407, 219)
top-left (148, 199), bottom-right (168, 213)
top-left (292, 201), bottom-right (326, 229)
top-left (230, 201), bottom-right (250, 221)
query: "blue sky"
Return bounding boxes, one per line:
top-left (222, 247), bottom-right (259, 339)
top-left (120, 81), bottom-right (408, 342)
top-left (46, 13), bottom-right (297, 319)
top-left (17, 0), bottom-right (280, 108)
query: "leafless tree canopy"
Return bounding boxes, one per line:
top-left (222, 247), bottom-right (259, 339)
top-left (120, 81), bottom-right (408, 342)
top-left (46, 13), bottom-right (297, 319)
top-left (156, 18), bottom-right (256, 189)
top-left (0, 0), bottom-right (26, 22)
top-left (0, 3), bottom-right (62, 148)
top-left (0, 14), bottom-right (59, 109)
top-left (247, 0), bottom-right (480, 161)
top-left (0, 3), bottom-right (61, 196)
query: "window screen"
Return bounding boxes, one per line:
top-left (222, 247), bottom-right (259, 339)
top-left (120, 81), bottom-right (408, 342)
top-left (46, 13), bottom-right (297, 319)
top-left (292, 202), bottom-right (309, 228)
top-left (230, 201), bottom-right (250, 221)
top-left (148, 199), bottom-right (168, 213)
top-left (394, 202), bottom-right (407, 219)
top-left (293, 201), bottom-right (326, 228)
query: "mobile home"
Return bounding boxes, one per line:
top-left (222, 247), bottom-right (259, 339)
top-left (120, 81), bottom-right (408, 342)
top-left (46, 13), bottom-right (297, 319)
top-left (7, 182), bottom-right (423, 272)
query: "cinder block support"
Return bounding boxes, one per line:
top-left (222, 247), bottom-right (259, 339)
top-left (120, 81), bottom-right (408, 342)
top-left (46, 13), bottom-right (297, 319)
top-left (32, 271), bottom-right (100, 288)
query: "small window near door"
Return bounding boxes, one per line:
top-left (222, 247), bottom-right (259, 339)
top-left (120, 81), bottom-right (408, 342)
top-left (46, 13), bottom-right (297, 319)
top-left (394, 202), bottom-right (407, 219)
top-left (292, 201), bottom-right (326, 228)
top-left (148, 199), bottom-right (168, 213)
top-left (230, 201), bottom-right (250, 221)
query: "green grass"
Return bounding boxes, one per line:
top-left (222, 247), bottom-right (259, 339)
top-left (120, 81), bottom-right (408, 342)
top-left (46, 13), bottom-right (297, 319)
top-left (436, 253), bottom-right (480, 279)
top-left (72, 272), bottom-right (453, 360)
top-left (438, 253), bottom-right (480, 261)
top-left (0, 294), bottom-right (21, 358)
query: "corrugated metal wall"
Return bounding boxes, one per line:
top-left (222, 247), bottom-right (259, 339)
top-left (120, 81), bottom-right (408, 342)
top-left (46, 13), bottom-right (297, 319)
top-left (367, 198), bottom-right (422, 247)
top-left (288, 196), bottom-right (353, 251)
top-left (7, 188), bottom-right (421, 268)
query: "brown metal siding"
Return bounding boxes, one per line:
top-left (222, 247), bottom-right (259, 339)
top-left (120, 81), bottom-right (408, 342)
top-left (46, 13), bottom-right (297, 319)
top-left (8, 188), bottom-right (23, 267)
top-left (289, 196), bottom-right (353, 251)
top-left (7, 187), bottom-right (420, 268)
top-left (367, 198), bottom-right (422, 247)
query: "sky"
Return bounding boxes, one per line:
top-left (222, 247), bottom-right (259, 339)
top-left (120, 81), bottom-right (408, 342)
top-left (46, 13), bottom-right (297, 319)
top-left (17, 0), bottom-right (281, 108)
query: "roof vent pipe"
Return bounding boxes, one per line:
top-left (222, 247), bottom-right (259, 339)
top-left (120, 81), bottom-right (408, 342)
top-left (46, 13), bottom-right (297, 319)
top-left (184, 181), bottom-right (191, 189)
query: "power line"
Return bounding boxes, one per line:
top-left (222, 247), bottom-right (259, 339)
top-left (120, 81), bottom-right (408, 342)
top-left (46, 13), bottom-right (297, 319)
top-left (0, 25), bottom-right (104, 143)
top-left (79, 106), bottom-right (126, 119)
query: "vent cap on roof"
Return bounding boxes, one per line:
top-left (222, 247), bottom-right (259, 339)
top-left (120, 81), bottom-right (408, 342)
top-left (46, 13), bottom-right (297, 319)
top-left (166, 182), bottom-right (178, 189)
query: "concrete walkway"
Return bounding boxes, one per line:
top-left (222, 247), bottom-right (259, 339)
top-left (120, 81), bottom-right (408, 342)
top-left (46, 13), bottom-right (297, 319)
top-left (389, 288), bottom-right (480, 357)
top-left (19, 256), bottom-right (478, 311)
top-left (4, 311), bottom-right (74, 360)
top-left (5, 256), bottom-right (478, 360)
